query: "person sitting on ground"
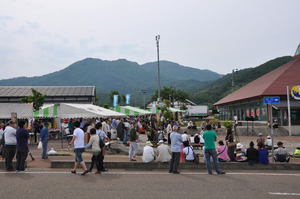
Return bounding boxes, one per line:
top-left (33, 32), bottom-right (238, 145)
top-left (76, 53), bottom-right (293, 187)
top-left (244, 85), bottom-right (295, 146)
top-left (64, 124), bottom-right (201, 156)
top-left (246, 141), bottom-right (259, 165)
top-left (258, 145), bottom-right (269, 165)
top-left (217, 140), bottom-right (230, 162)
top-left (194, 133), bottom-right (200, 144)
top-left (187, 121), bottom-right (193, 129)
top-left (142, 141), bottom-right (155, 163)
top-left (257, 133), bottom-right (265, 149)
top-left (156, 140), bottom-right (171, 163)
top-left (183, 141), bottom-right (195, 162)
top-left (235, 143), bottom-right (247, 162)
top-left (274, 141), bottom-right (290, 162)
top-left (265, 136), bottom-right (272, 150)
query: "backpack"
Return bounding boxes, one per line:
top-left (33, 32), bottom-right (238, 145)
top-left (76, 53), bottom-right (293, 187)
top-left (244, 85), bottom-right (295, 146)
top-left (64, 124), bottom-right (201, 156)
top-left (98, 135), bottom-right (105, 149)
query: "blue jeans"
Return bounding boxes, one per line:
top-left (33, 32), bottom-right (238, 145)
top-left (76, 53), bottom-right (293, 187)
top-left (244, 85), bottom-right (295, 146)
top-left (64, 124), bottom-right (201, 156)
top-left (41, 139), bottom-right (48, 159)
top-left (204, 149), bottom-right (222, 174)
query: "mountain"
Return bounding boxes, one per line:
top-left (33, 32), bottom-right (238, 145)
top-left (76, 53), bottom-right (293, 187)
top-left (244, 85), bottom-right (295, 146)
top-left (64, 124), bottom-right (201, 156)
top-left (192, 56), bottom-right (293, 107)
top-left (0, 58), bottom-right (222, 98)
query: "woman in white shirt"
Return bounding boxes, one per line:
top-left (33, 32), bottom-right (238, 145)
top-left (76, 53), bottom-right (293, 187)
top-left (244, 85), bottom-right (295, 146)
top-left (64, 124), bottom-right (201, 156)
top-left (85, 128), bottom-right (101, 174)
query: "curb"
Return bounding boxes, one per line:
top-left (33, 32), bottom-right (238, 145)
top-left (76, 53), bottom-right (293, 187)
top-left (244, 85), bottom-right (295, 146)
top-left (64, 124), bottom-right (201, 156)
top-left (50, 160), bottom-right (300, 170)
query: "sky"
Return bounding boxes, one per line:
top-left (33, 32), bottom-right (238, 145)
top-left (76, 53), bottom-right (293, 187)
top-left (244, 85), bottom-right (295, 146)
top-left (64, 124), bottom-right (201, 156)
top-left (0, 0), bottom-right (300, 79)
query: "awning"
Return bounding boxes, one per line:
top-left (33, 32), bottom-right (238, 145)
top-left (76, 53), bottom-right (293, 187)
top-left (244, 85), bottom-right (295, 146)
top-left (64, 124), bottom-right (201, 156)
top-left (0, 103), bottom-right (33, 119)
top-left (169, 107), bottom-right (186, 113)
top-left (114, 106), bottom-right (152, 116)
top-left (34, 103), bottom-right (126, 118)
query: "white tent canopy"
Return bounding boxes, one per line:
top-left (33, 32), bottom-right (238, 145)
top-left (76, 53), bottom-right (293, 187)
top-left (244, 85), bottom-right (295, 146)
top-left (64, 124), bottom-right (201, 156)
top-left (34, 103), bottom-right (126, 118)
top-left (0, 103), bottom-right (33, 119)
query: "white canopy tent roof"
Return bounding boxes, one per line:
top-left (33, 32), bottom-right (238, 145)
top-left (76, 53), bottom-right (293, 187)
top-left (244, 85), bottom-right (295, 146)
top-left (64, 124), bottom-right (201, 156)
top-left (0, 103), bottom-right (33, 119)
top-left (34, 103), bottom-right (126, 118)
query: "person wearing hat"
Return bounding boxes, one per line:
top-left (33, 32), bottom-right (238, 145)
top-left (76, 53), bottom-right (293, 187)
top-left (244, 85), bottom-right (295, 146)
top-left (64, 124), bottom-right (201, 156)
top-left (142, 141), bottom-right (155, 163)
top-left (265, 135), bottom-right (272, 150)
top-left (156, 140), bottom-right (171, 163)
top-left (235, 143), bottom-right (247, 162)
top-left (274, 141), bottom-right (290, 162)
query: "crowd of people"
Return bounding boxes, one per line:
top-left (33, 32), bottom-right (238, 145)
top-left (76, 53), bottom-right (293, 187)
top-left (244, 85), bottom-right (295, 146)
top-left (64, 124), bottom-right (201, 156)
top-left (0, 117), bottom-right (297, 175)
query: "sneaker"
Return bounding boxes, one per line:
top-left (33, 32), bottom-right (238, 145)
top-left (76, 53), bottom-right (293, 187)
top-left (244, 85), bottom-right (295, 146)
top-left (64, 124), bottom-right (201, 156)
top-left (71, 170), bottom-right (76, 174)
top-left (81, 170), bottom-right (89, 176)
top-left (95, 171), bottom-right (101, 174)
top-left (218, 171), bottom-right (226, 175)
top-left (101, 168), bottom-right (108, 172)
top-left (173, 171), bottom-right (180, 174)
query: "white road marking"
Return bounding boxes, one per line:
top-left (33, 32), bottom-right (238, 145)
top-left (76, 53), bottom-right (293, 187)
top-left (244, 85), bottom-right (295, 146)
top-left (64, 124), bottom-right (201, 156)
top-left (269, 192), bottom-right (300, 196)
top-left (0, 171), bottom-right (300, 176)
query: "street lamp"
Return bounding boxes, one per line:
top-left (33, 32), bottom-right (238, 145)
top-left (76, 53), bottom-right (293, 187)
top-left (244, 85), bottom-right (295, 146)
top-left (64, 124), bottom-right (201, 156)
top-left (156, 35), bottom-right (161, 102)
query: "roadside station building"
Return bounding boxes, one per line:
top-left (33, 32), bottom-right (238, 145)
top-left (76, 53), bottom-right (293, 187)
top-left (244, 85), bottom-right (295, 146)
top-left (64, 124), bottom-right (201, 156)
top-left (214, 46), bottom-right (300, 126)
top-left (0, 86), bottom-right (96, 104)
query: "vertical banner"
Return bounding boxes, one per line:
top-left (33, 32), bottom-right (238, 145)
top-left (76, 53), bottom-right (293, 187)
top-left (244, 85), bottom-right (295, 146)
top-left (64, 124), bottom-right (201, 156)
top-left (113, 95), bottom-right (118, 107)
top-left (125, 94), bottom-right (131, 105)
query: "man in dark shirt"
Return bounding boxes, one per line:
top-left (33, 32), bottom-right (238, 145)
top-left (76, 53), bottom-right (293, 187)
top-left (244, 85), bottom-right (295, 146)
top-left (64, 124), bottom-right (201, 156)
top-left (246, 141), bottom-right (259, 165)
top-left (40, 123), bottom-right (49, 159)
top-left (16, 120), bottom-right (29, 172)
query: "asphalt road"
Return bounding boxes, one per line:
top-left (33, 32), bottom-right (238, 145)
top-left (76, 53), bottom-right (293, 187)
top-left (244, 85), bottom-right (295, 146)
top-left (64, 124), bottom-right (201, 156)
top-left (0, 170), bottom-right (300, 199)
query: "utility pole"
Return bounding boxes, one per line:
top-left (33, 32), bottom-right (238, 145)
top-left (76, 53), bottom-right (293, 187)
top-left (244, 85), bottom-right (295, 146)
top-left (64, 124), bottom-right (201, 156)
top-left (156, 35), bottom-right (161, 102)
top-left (141, 89), bottom-right (147, 109)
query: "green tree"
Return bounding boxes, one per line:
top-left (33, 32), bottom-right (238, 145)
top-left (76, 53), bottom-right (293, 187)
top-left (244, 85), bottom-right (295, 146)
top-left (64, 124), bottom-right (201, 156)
top-left (21, 89), bottom-right (46, 111)
top-left (151, 87), bottom-right (189, 105)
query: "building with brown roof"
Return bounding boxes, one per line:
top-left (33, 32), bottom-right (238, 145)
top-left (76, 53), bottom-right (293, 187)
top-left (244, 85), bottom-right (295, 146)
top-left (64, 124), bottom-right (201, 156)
top-left (214, 45), bottom-right (300, 126)
top-left (0, 86), bottom-right (96, 104)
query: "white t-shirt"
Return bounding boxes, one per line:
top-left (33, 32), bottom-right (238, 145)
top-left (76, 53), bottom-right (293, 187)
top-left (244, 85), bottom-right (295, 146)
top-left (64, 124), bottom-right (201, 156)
top-left (142, 146), bottom-right (155, 163)
top-left (182, 134), bottom-right (189, 142)
top-left (73, 128), bottom-right (85, 149)
top-left (183, 146), bottom-right (195, 161)
top-left (4, 126), bottom-right (17, 145)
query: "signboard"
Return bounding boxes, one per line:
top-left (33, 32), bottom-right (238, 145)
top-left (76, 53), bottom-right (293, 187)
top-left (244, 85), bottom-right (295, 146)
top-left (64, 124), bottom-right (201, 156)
top-left (113, 95), bottom-right (118, 107)
top-left (125, 94), bottom-right (131, 105)
top-left (187, 106), bottom-right (208, 117)
top-left (291, 85), bottom-right (300, 100)
top-left (264, 96), bottom-right (280, 104)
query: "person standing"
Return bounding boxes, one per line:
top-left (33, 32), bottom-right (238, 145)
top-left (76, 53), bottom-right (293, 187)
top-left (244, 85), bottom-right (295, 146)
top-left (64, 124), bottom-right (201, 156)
top-left (129, 123), bottom-right (139, 161)
top-left (4, 121), bottom-right (17, 171)
top-left (95, 122), bottom-right (108, 172)
top-left (69, 121), bottom-right (89, 175)
top-left (85, 128), bottom-right (101, 174)
top-left (0, 123), bottom-right (5, 158)
top-left (16, 120), bottom-right (29, 172)
top-left (40, 123), bottom-right (49, 159)
top-left (203, 124), bottom-right (225, 175)
top-left (168, 126), bottom-right (182, 174)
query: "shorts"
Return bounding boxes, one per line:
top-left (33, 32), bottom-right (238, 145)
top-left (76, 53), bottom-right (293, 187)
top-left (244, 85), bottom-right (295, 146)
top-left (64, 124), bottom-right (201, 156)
top-left (74, 148), bottom-right (85, 163)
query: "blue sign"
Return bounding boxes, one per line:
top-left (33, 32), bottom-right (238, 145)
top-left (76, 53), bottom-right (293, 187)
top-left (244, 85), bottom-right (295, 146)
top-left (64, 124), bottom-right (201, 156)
top-left (264, 96), bottom-right (280, 104)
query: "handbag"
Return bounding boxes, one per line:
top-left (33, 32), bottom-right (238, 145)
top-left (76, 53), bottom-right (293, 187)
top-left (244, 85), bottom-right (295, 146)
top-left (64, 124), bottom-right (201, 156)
top-left (37, 141), bottom-right (43, 149)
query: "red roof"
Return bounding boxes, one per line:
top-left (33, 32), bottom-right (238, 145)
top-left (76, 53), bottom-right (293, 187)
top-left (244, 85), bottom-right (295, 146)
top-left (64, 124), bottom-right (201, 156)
top-left (214, 55), bottom-right (300, 106)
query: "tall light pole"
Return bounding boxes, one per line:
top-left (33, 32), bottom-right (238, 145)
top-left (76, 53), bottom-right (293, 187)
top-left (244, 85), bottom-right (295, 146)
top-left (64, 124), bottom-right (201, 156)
top-left (141, 89), bottom-right (147, 109)
top-left (156, 35), bottom-right (161, 102)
